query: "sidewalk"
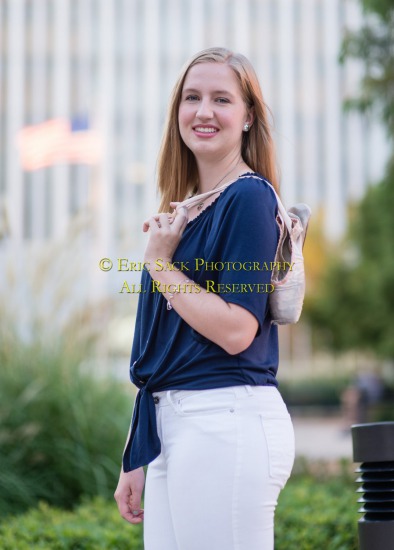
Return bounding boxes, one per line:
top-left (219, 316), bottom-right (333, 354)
top-left (292, 416), bottom-right (353, 460)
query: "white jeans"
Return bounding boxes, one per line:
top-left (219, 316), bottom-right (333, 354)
top-left (144, 385), bottom-right (295, 550)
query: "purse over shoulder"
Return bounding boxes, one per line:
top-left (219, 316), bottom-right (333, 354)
top-left (174, 174), bottom-right (311, 325)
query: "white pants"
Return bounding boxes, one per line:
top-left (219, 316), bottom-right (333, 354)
top-left (144, 385), bottom-right (295, 550)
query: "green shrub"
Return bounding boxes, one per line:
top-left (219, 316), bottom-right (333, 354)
top-left (276, 475), bottom-right (358, 549)
top-left (372, 402), bottom-right (394, 421)
top-left (0, 339), bottom-right (133, 515)
top-left (0, 476), bottom-right (358, 549)
top-left (279, 377), bottom-right (351, 408)
top-left (0, 497), bottom-right (143, 550)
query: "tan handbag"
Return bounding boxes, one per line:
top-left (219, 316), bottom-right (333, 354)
top-left (175, 174), bottom-right (311, 325)
top-left (265, 192), bottom-right (311, 325)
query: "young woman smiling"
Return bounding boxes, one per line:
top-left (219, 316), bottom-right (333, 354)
top-left (114, 47), bottom-right (295, 550)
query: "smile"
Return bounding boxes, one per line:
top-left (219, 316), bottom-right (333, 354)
top-left (193, 126), bottom-right (219, 135)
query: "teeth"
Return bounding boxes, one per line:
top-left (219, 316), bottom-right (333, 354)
top-left (195, 127), bottom-right (217, 133)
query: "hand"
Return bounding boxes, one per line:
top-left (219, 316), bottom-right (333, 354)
top-left (142, 206), bottom-right (189, 266)
top-left (114, 467), bottom-right (145, 524)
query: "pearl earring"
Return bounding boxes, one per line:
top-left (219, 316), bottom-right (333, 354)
top-left (243, 123), bottom-right (250, 132)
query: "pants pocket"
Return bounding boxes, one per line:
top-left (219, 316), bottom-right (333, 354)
top-left (259, 414), bottom-right (295, 487)
top-left (177, 388), bottom-right (236, 416)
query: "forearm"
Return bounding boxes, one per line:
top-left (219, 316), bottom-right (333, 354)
top-left (147, 260), bottom-right (258, 354)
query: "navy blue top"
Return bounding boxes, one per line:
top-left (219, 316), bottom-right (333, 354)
top-left (123, 173), bottom-right (280, 472)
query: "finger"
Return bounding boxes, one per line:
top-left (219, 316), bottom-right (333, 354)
top-left (130, 507), bottom-right (144, 520)
top-left (171, 207), bottom-right (189, 232)
top-left (143, 214), bottom-right (164, 232)
top-left (170, 202), bottom-right (187, 217)
top-left (116, 497), bottom-right (144, 524)
top-left (124, 509), bottom-right (144, 524)
top-left (130, 504), bottom-right (144, 520)
top-left (175, 204), bottom-right (189, 216)
top-left (143, 208), bottom-right (181, 231)
top-left (142, 218), bottom-right (150, 232)
top-left (144, 216), bottom-right (163, 234)
top-left (157, 213), bottom-right (171, 229)
top-left (129, 492), bottom-right (143, 516)
top-left (153, 215), bottom-right (162, 228)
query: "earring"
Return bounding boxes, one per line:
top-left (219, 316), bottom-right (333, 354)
top-left (243, 123), bottom-right (250, 132)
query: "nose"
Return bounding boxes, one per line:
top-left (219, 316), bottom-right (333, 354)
top-left (195, 99), bottom-right (213, 120)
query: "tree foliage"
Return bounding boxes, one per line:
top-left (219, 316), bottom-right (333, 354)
top-left (306, 0), bottom-right (394, 359)
top-left (306, 161), bottom-right (394, 359)
top-left (340, 0), bottom-right (394, 137)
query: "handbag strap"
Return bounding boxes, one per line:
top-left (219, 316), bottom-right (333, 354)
top-left (175, 173), bottom-right (294, 233)
top-left (175, 177), bottom-right (239, 211)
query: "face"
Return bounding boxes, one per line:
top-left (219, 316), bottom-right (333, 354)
top-left (178, 62), bottom-right (253, 162)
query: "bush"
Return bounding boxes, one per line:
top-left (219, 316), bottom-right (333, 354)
top-left (279, 377), bottom-right (351, 408)
top-left (276, 475), bottom-right (358, 549)
top-left (0, 497), bottom-right (143, 550)
top-left (0, 339), bottom-right (133, 515)
top-left (0, 476), bottom-right (358, 549)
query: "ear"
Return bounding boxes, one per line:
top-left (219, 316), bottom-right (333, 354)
top-left (245, 106), bottom-right (255, 127)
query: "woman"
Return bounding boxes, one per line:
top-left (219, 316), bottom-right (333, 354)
top-left (115, 47), bottom-right (295, 550)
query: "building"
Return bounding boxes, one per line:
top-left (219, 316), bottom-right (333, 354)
top-left (0, 0), bottom-right (389, 347)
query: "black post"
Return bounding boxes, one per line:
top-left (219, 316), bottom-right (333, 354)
top-left (351, 422), bottom-right (394, 550)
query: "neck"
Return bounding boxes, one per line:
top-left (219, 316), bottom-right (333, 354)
top-left (196, 154), bottom-right (245, 194)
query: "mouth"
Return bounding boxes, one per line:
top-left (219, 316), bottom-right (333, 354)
top-left (192, 125), bottom-right (219, 136)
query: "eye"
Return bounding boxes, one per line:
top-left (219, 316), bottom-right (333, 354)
top-left (185, 94), bottom-right (199, 101)
top-left (216, 97), bottom-right (230, 104)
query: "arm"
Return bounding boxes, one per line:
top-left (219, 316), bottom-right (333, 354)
top-left (114, 424), bottom-right (145, 524)
top-left (114, 467), bottom-right (145, 524)
top-left (143, 207), bottom-right (259, 355)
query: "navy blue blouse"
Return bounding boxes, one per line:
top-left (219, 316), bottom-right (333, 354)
top-left (123, 173), bottom-right (280, 472)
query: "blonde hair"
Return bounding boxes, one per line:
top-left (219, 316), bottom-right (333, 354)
top-left (157, 47), bottom-right (280, 212)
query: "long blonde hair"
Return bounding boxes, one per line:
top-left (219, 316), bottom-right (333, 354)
top-left (157, 47), bottom-right (280, 212)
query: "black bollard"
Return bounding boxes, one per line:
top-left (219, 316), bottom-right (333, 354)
top-left (351, 422), bottom-right (394, 550)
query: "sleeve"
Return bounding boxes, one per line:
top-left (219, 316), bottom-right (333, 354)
top-left (204, 178), bottom-right (279, 334)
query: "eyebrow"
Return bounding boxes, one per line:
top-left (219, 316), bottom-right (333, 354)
top-left (182, 88), bottom-right (235, 98)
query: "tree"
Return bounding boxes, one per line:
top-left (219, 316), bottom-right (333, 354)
top-left (340, 0), bottom-right (394, 137)
top-left (305, 0), bottom-right (394, 359)
top-left (306, 160), bottom-right (394, 358)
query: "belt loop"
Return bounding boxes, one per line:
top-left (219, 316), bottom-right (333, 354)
top-left (166, 390), bottom-right (179, 413)
top-left (245, 384), bottom-right (254, 396)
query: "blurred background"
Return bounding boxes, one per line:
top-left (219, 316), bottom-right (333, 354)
top-left (0, 0), bottom-right (393, 548)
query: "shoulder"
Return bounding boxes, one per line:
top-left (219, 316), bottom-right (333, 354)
top-left (219, 172), bottom-right (278, 213)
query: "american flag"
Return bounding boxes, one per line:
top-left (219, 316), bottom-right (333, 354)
top-left (16, 116), bottom-right (103, 171)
